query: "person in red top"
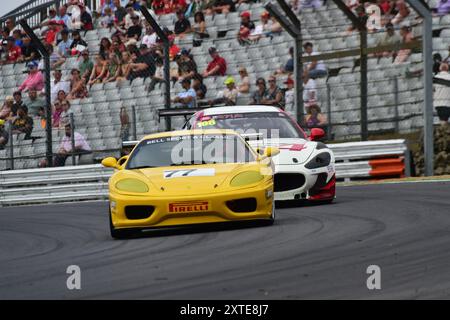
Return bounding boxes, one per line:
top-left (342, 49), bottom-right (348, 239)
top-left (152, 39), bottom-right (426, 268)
top-left (44, 21), bottom-right (59, 46)
top-left (2, 37), bottom-right (22, 64)
top-left (152, 0), bottom-right (165, 14)
top-left (203, 47), bottom-right (227, 77)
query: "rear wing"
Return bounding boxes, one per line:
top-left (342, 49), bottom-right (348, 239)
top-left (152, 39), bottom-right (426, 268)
top-left (158, 107), bottom-right (205, 119)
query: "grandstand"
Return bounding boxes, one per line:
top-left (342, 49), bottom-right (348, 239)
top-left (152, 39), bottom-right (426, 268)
top-left (0, 0), bottom-right (448, 170)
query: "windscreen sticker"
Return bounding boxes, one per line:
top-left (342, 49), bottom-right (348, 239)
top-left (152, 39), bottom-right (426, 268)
top-left (164, 168), bottom-right (216, 179)
top-left (197, 119), bottom-right (216, 128)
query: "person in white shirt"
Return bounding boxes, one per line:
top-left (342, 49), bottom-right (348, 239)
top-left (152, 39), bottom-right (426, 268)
top-left (284, 78), bottom-right (295, 116)
top-left (303, 69), bottom-right (317, 103)
top-left (141, 26), bottom-right (157, 49)
top-left (434, 63), bottom-right (450, 124)
top-left (124, 4), bottom-right (143, 29)
top-left (249, 11), bottom-right (273, 41)
top-left (54, 124), bottom-right (91, 166)
top-left (48, 69), bottom-right (71, 103)
top-left (303, 42), bottom-right (327, 79)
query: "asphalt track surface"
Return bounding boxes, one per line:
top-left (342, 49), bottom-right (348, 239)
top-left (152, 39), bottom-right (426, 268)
top-left (1, 181), bottom-right (450, 299)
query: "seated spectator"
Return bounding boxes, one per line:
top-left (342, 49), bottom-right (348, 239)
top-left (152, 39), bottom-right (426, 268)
top-left (203, 47), bottom-right (227, 77)
top-left (12, 92), bottom-right (26, 117)
top-left (70, 30), bottom-right (88, 54)
top-left (56, 6), bottom-right (71, 29)
top-left (168, 34), bottom-right (181, 61)
top-left (304, 103), bottom-right (327, 129)
top-left (434, 63), bottom-right (450, 125)
top-left (50, 69), bottom-right (70, 104)
top-left (39, 7), bottom-right (58, 32)
top-left (43, 44), bottom-right (66, 70)
top-left (303, 69), bottom-right (317, 104)
top-left (303, 42), bottom-right (327, 79)
top-left (394, 25), bottom-right (413, 64)
top-left (391, 0), bottom-right (410, 25)
top-left (99, 37), bottom-right (112, 60)
top-left (59, 100), bottom-right (72, 128)
top-left (24, 90), bottom-right (45, 117)
top-left (152, 0), bottom-right (166, 15)
top-left (68, 68), bottom-right (88, 99)
top-left (0, 96), bottom-right (14, 120)
top-left (37, 107), bottom-right (47, 129)
top-left (88, 54), bottom-right (108, 85)
top-left (237, 11), bottom-right (255, 45)
top-left (104, 52), bottom-right (121, 83)
top-left (100, 6), bottom-right (115, 28)
top-left (249, 11), bottom-right (272, 42)
top-left (366, 3), bottom-right (382, 32)
top-left (43, 21), bottom-right (59, 46)
top-left (174, 10), bottom-right (192, 38)
top-left (435, 0), bottom-right (450, 15)
top-left (52, 99), bottom-right (63, 128)
top-left (11, 105), bottom-right (33, 139)
top-left (284, 78), bottom-right (295, 116)
top-left (116, 51), bottom-right (132, 82)
top-left (206, 0), bottom-right (236, 15)
top-left (52, 124), bottom-right (91, 167)
top-left (237, 67), bottom-right (250, 93)
top-left (19, 61), bottom-right (44, 93)
top-left (18, 36), bottom-right (41, 63)
top-left (379, 0), bottom-right (395, 24)
top-left (193, 11), bottom-right (209, 42)
top-left (261, 76), bottom-right (284, 108)
top-left (192, 74), bottom-right (207, 100)
top-left (79, 50), bottom-right (94, 81)
top-left (142, 26), bottom-right (158, 49)
top-left (2, 36), bottom-right (22, 64)
top-left (111, 35), bottom-right (127, 55)
top-left (0, 119), bottom-right (8, 150)
top-left (252, 78), bottom-right (267, 104)
top-left (172, 78), bottom-right (196, 108)
top-left (148, 57), bottom-right (165, 91)
top-left (57, 29), bottom-right (73, 57)
top-left (124, 3), bottom-right (143, 29)
top-left (4, 18), bottom-right (19, 37)
top-left (128, 45), bottom-right (156, 81)
top-left (12, 30), bottom-right (24, 49)
top-left (269, 16), bottom-right (282, 34)
top-left (210, 76), bottom-right (239, 106)
top-left (172, 48), bottom-right (197, 83)
top-left (127, 16), bottom-right (143, 43)
top-left (434, 53), bottom-right (443, 75)
top-left (375, 22), bottom-right (401, 58)
top-left (79, 4), bottom-right (94, 31)
top-left (276, 47), bottom-right (294, 75)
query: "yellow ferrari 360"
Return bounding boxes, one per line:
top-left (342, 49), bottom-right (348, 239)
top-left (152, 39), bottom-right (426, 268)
top-left (102, 129), bottom-right (278, 239)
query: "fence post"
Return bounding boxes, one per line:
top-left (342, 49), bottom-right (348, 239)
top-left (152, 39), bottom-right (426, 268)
top-left (132, 105), bottom-right (137, 141)
top-left (394, 77), bottom-right (399, 133)
top-left (69, 113), bottom-right (76, 166)
top-left (8, 123), bottom-right (14, 170)
top-left (326, 82), bottom-right (332, 141)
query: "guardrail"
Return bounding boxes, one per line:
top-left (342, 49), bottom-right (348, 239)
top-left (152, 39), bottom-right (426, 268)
top-left (0, 139), bottom-right (409, 207)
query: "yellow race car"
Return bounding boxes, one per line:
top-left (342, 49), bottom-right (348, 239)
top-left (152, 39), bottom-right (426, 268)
top-left (102, 129), bottom-right (278, 239)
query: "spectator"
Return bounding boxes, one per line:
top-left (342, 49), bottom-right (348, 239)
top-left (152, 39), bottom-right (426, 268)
top-left (366, 3), bottom-right (382, 32)
top-left (210, 76), bottom-right (239, 106)
top-left (18, 36), bottom-right (41, 63)
top-left (70, 30), bottom-right (88, 53)
top-left (4, 18), bottom-right (19, 37)
top-left (99, 37), bottom-right (112, 60)
top-left (120, 106), bottom-right (130, 141)
top-left (2, 36), bottom-right (22, 64)
top-left (0, 96), bottom-right (14, 120)
top-left (203, 47), bottom-right (227, 77)
top-left (12, 91), bottom-right (26, 116)
top-left (59, 100), bottom-right (72, 128)
top-left (24, 90), bottom-right (45, 117)
top-left (168, 34), bottom-right (181, 60)
top-left (237, 11), bottom-right (255, 45)
top-left (207, 0), bottom-right (236, 14)
top-left (148, 57), bottom-right (165, 91)
top-left (79, 50), bottom-right (94, 81)
top-left (174, 10), bottom-right (192, 37)
top-left (237, 66), bottom-right (250, 93)
top-left (68, 68), bottom-right (88, 99)
top-left (434, 53), bottom-right (443, 75)
top-left (12, 30), bottom-right (24, 49)
top-left (0, 119), bottom-right (8, 150)
top-left (43, 20), bottom-right (60, 46)
top-left (249, 11), bottom-right (272, 42)
top-left (50, 69), bottom-right (71, 103)
top-left (39, 7), bottom-right (58, 32)
top-left (435, 0), bottom-right (450, 15)
top-left (193, 11), bottom-right (209, 44)
top-left (434, 63), bottom-right (450, 125)
top-left (304, 103), bottom-right (327, 129)
top-left (101, 6), bottom-right (115, 28)
top-left (56, 5), bottom-right (71, 28)
top-left (192, 74), bottom-right (207, 100)
top-left (375, 22), bottom-right (401, 58)
top-left (79, 4), bottom-right (94, 31)
top-left (114, 0), bottom-right (128, 26)
top-left (52, 99), bottom-right (63, 128)
top-left (261, 76), bottom-right (284, 108)
top-left (284, 78), bottom-right (295, 116)
top-left (391, 0), bottom-right (410, 25)
top-left (37, 107), bottom-right (47, 129)
top-left (52, 124), bottom-right (91, 167)
top-left (152, 0), bottom-right (166, 15)
top-left (104, 52), bottom-right (121, 83)
top-left (394, 25), bottom-right (413, 64)
top-left (276, 47), bottom-right (294, 75)
top-left (303, 42), bottom-right (327, 79)
top-left (142, 26), bottom-right (158, 49)
top-left (88, 54), bottom-right (108, 85)
top-left (57, 29), bottom-right (73, 57)
top-left (43, 44), bottom-right (66, 70)
top-left (303, 69), bottom-right (317, 104)
top-left (101, 0), bottom-right (117, 16)
top-left (128, 45), bottom-right (156, 81)
top-left (127, 15), bottom-right (143, 42)
top-left (172, 48), bottom-right (197, 83)
top-left (19, 61), bottom-right (44, 93)
top-left (11, 105), bottom-right (33, 139)
top-left (116, 51), bottom-right (132, 82)
top-left (111, 34), bottom-right (127, 55)
top-left (172, 78), bottom-right (196, 108)
top-left (124, 4), bottom-right (143, 29)
top-left (252, 78), bottom-right (267, 104)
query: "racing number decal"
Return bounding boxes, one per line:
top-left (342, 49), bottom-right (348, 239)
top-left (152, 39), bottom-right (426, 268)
top-left (163, 168), bottom-right (215, 179)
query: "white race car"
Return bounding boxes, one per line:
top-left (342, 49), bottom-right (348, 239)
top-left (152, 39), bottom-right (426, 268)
top-left (183, 106), bottom-right (336, 203)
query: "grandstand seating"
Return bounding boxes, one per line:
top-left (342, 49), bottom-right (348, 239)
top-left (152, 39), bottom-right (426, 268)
top-left (0, 0), bottom-right (447, 169)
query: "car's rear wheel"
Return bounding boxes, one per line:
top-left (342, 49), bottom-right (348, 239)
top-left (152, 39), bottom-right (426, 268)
top-left (109, 210), bottom-right (135, 239)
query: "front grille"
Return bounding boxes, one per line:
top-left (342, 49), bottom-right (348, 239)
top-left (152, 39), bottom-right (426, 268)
top-left (274, 173), bottom-right (306, 192)
top-left (226, 198), bottom-right (257, 213)
top-left (125, 206), bottom-right (155, 220)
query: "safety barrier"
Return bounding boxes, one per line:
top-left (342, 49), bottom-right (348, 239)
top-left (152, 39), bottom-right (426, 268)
top-left (0, 139), bottom-right (409, 206)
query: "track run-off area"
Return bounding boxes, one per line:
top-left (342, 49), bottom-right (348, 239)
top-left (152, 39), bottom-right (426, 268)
top-left (1, 181), bottom-right (450, 299)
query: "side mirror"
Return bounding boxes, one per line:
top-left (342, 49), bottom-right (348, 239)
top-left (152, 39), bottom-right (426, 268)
top-left (101, 157), bottom-right (118, 168)
top-left (263, 147), bottom-right (280, 158)
top-left (309, 128), bottom-right (325, 141)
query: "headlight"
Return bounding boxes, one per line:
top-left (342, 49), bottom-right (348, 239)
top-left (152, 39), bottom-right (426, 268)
top-left (230, 171), bottom-right (264, 187)
top-left (115, 178), bottom-right (149, 193)
top-left (305, 152), bottom-right (331, 169)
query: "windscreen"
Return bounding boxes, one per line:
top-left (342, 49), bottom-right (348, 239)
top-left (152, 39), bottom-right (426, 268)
top-left (195, 112), bottom-right (307, 139)
top-left (126, 134), bottom-right (256, 169)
